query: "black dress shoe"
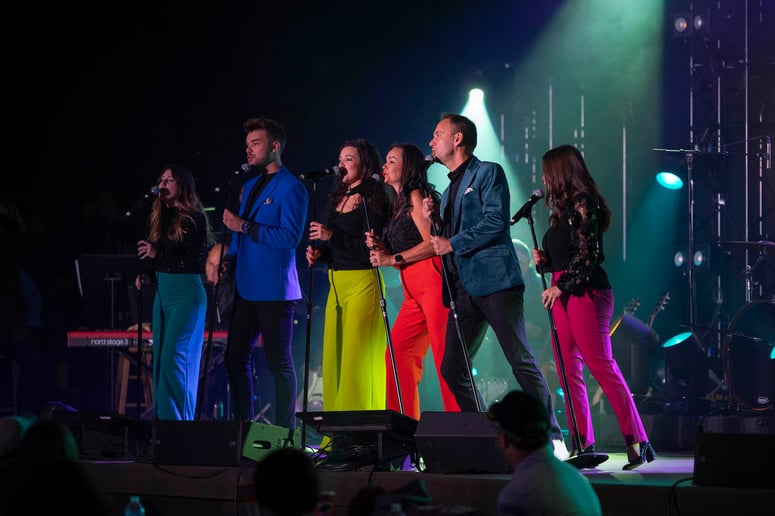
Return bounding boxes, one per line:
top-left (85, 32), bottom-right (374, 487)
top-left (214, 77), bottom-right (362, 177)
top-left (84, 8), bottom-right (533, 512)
top-left (623, 441), bottom-right (657, 471)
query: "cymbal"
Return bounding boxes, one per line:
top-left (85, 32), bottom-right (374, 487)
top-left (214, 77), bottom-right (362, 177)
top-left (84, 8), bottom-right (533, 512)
top-left (719, 240), bottom-right (775, 251)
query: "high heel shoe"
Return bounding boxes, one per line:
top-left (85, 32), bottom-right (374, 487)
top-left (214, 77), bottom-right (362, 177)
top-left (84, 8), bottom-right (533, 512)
top-left (623, 441), bottom-right (657, 470)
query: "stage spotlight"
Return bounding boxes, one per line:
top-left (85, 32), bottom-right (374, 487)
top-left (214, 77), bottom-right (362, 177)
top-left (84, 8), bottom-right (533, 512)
top-left (656, 171), bottom-right (683, 189)
top-left (673, 15), bottom-right (689, 34)
top-left (673, 244), bottom-right (710, 271)
top-left (468, 88), bottom-right (484, 102)
top-left (672, 12), bottom-right (691, 37)
top-left (693, 14), bottom-right (704, 31)
top-left (693, 250), bottom-right (705, 267)
top-left (673, 251), bottom-right (687, 268)
top-left (662, 331), bottom-right (708, 414)
top-left (692, 243), bottom-right (711, 270)
top-left (662, 331), bottom-right (694, 349)
top-left (671, 10), bottom-right (710, 38)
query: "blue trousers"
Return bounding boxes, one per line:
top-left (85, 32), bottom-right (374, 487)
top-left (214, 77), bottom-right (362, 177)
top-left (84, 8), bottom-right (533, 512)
top-left (152, 272), bottom-right (207, 420)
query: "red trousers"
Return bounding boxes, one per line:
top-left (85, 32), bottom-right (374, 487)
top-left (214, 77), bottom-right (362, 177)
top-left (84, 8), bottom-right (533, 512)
top-left (550, 272), bottom-right (648, 448)
top-left (386, 256), bottom-right (460, 420)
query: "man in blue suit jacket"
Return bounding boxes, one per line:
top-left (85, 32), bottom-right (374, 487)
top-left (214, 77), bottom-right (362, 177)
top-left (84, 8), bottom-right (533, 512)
top-left (221, 117), bottom-right (308, 429)
top-left (423, 113), bottom-right (568, 459)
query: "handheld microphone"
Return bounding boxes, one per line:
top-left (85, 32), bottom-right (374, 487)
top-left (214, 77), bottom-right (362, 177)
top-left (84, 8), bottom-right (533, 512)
top-left (214, 164), bottom-right (252, 194)
top-left (300, 166), bottom-right (341, 181)
top-left (510, 189), bottom-right (545, 225)
top-left (345, 174), bottom-right (381, 196)
top-left (124, 186), bottom-right (162, 217)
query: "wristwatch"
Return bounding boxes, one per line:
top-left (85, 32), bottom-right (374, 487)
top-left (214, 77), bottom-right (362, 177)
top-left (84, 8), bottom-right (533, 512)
top-left (241, 221), bottom-right (252, 234)
top-left (394, 254), bottom-right (405, 265)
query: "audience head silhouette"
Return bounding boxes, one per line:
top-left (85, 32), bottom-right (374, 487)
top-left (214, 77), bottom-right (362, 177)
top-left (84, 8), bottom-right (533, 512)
top-left (254, 447), bottom-right (319, 516)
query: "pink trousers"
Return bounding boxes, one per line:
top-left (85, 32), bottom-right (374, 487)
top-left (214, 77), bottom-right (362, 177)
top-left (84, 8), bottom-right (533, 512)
top-left (550, 272), bottom-right (648, 448)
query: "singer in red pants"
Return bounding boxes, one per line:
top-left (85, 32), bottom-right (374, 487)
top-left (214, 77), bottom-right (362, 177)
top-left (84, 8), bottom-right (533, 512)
top-left (367, 143), bottom-right (460, 420)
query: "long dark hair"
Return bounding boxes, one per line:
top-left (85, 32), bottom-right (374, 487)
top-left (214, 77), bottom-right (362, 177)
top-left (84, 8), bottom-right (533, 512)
top-left (541, 145), bottom-right (611, 231)
top-left (148, 164), bottom-right (214, 245)
top-left (388, 142), bottom-right (434, 216)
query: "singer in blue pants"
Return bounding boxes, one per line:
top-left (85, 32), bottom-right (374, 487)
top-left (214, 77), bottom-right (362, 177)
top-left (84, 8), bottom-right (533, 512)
top-left (153, 273), bottom-right (207, 420)
top-left (136, 164), bottom-right (213, 421)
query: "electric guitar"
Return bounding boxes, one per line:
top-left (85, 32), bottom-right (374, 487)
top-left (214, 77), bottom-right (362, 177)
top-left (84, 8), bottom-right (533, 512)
top-left (647, 292), bottom-right (670, 329)
top-left (610, 297), bottom-right (640, 335)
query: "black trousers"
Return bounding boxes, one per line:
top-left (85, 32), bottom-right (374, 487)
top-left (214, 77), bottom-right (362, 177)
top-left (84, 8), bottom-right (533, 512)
top-left (440, 281), bottom-right (564, 441)
top-left (225, 295), bottom-right (297, 429)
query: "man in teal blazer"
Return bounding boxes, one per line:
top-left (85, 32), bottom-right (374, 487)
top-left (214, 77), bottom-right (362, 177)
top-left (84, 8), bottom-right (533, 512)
top-left (423, 113), bottom-right (567, 458)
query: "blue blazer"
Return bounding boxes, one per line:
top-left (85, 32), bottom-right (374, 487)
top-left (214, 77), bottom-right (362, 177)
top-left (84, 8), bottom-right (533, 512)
top-left (441, 156), bottom-right (524, 297)
top-left (226, 167), bottom-right (308, 301)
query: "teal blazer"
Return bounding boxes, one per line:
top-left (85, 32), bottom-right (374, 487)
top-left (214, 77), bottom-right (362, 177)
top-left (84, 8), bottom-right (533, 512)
top-left (441, 156), bottom-right (524, 297)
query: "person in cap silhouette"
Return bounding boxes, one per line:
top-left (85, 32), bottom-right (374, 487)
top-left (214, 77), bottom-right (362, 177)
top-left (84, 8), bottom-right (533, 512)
top-left (488, 390), bottom-right (601, 515)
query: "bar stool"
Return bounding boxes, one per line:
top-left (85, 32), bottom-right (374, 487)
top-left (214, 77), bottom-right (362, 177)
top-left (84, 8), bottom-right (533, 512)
top-left (115, 347), bottom-right (153, 416)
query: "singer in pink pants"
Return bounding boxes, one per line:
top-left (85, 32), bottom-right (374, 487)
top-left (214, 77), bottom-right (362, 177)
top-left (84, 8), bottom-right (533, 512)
top-left (534, 145), bottom-right (656, 471)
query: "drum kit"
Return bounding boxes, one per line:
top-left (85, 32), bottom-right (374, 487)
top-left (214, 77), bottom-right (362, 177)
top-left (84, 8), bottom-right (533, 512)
top-left (717, 240), bottom-right (775, 413)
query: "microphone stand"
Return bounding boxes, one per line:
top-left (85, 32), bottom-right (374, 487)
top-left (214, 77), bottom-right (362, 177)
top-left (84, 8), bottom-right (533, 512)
top-left (428, 194), bottom-right (481, 412)
top-left (128, 188), bottom-right (157, 419)
top-left (299, 176), bottom-right (324, 450)
top-left (195, 168), bottom-right (244, 421)
top-left (520, 211), bottom-right (608, 469)
top-left (124, 188), bottom-right (158, 219)
top-left (357, 188), bottom-right (403, 415)
top-left (136, 270), bottom-right (147, 418)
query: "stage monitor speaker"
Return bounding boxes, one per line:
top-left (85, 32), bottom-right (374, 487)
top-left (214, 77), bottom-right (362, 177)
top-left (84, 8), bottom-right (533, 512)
top-left (242, 421), bottom-right (300, 462)
top-left (48, 407), bottom-right (152, 460)
top-left (414, 412), bottom-right (511, 474)
top-left (694, 428), bottom-right (775, 488)
top-left (152, 420), bottom-right (299, 467)
top-left (297, 410), bottom-right (418, 470)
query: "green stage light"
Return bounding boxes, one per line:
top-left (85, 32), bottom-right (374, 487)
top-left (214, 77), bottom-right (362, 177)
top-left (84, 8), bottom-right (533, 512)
top-left (656, 171), bottom-right (683, 189)
top-left (468, 88), bottom-right (484, 102)
top-left (662, 331), bottom-right (693, 348)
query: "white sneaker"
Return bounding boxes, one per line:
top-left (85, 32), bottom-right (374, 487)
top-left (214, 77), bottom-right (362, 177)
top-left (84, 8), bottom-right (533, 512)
top-left (553, 439), bottom-right (570, 460)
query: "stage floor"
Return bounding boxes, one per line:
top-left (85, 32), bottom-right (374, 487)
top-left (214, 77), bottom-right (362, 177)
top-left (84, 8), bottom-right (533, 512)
top-left (61, 411), bottom-right (775, 515)
top-left (81, 446), bottom-right (775, 516)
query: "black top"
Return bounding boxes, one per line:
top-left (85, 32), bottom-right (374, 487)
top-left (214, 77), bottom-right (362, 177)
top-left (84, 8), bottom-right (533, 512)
top-left (143, 209), bottom-right (208, 276)
top-left (318, 190), bottom-right (390, 271)
top-left (541, 192), bottom-right (610, 295)
top-left (440, 158), bottom-right (471, 279)
top-left (383, 190), bottom-right (423, 254)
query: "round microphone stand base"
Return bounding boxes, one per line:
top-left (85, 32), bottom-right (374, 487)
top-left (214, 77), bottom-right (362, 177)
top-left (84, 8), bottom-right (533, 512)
top-left (567, 451), bottom-right (610, 470)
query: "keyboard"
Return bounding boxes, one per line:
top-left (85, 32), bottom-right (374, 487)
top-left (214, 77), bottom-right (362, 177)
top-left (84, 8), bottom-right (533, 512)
top-left (66, 330), bottom-right (228, 348)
